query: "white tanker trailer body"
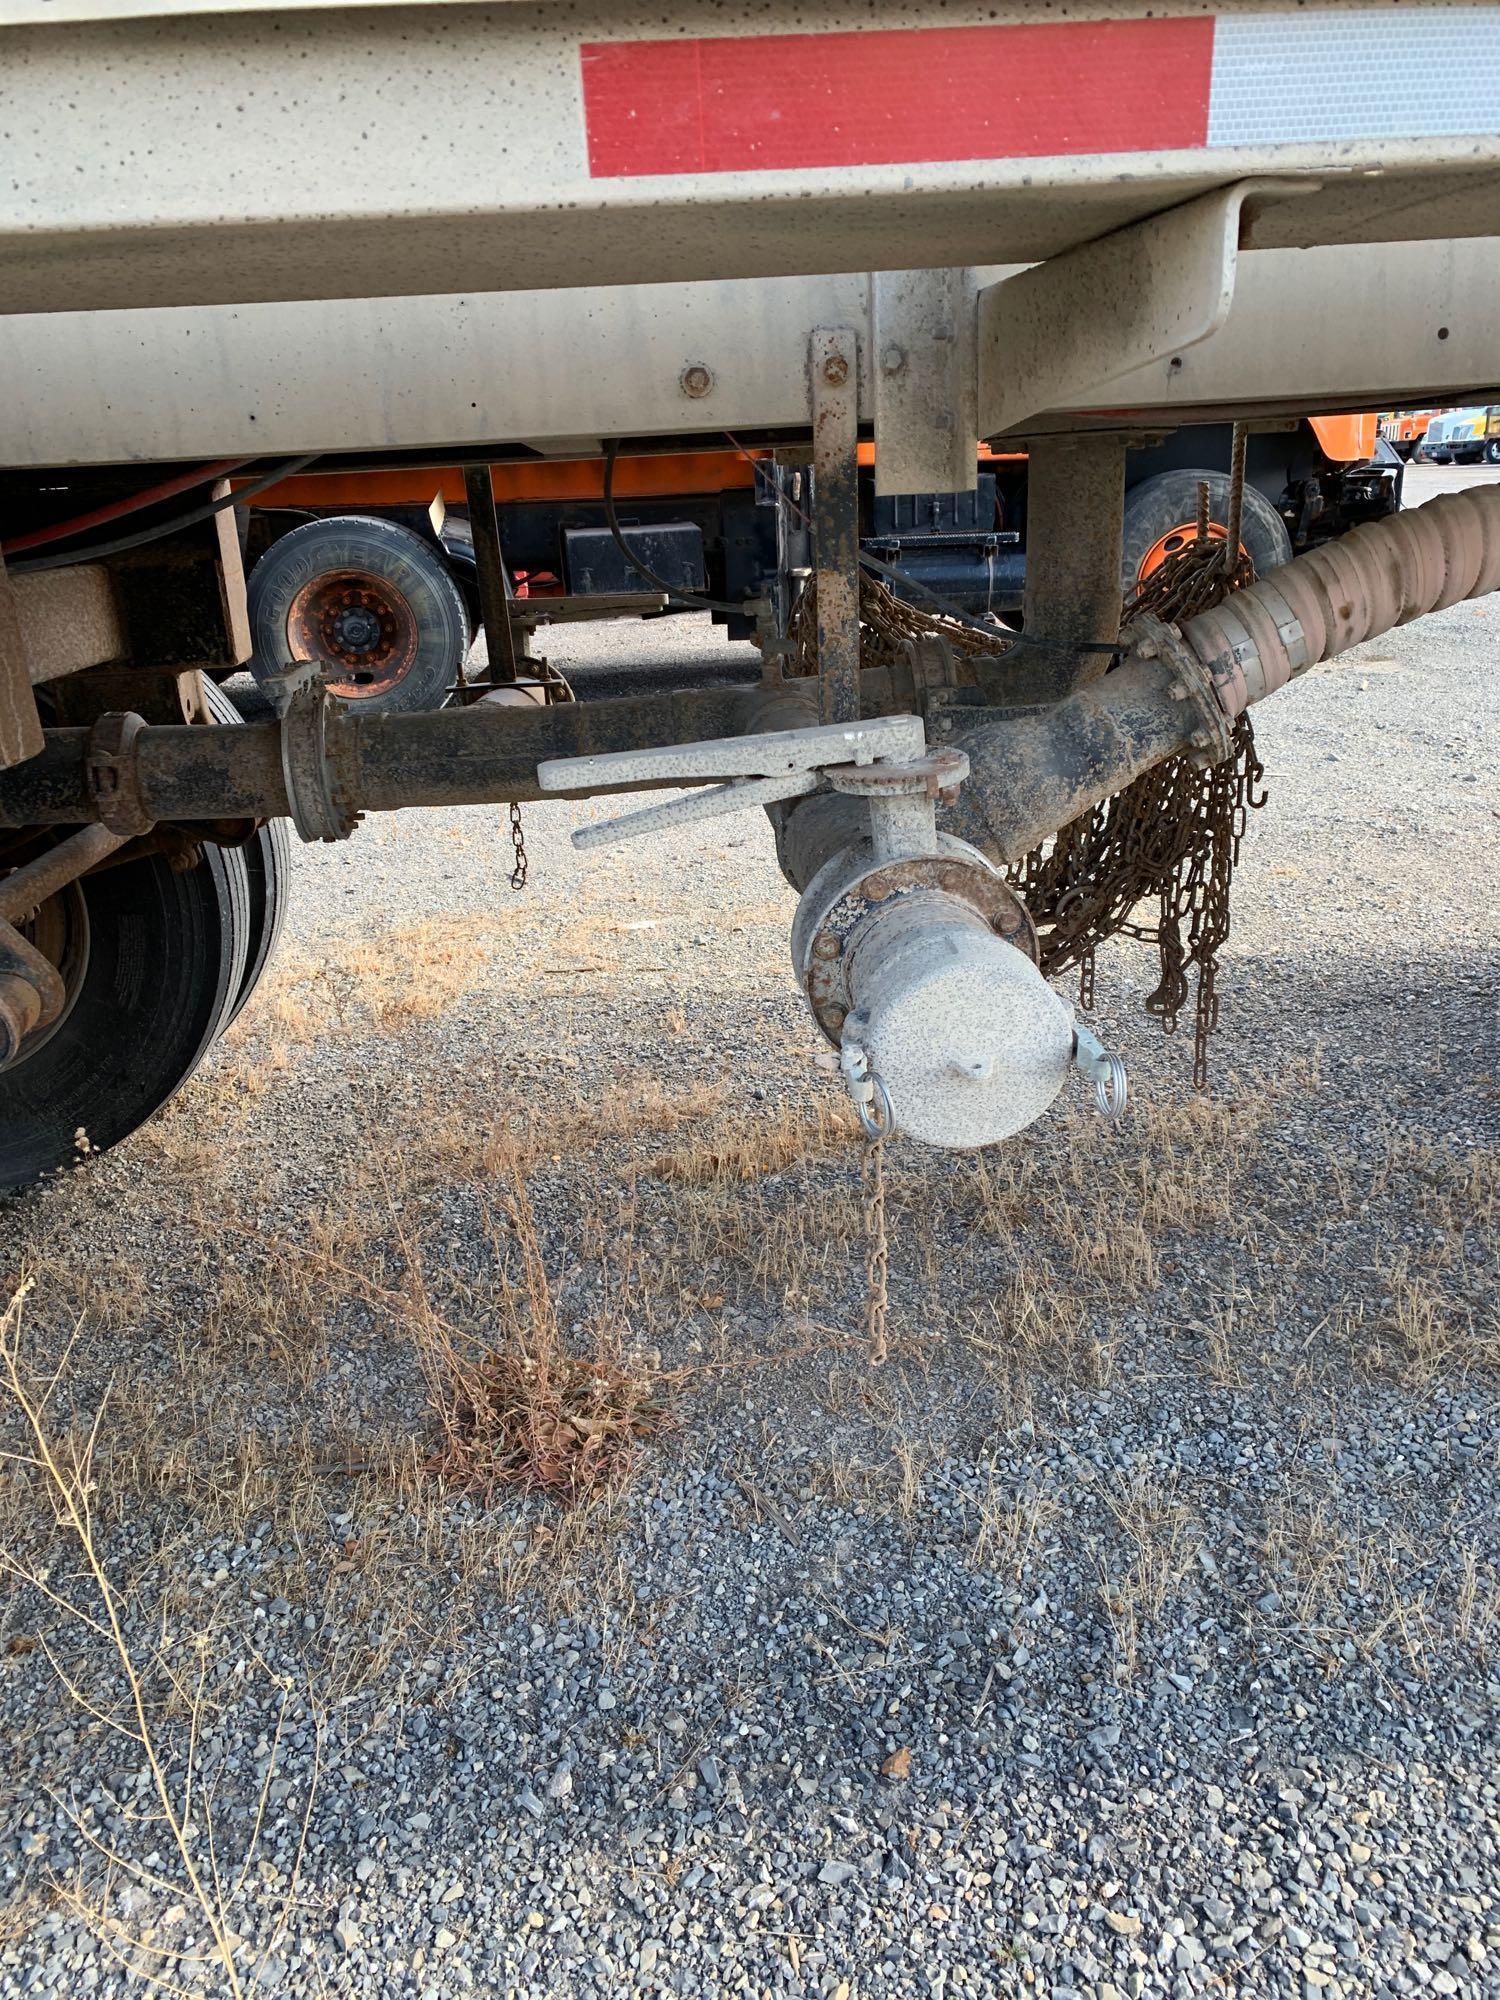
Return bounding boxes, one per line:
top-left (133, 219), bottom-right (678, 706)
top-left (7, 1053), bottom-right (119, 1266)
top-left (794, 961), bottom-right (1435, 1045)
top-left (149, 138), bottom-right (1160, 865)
top-left (0, 0), bottom-right (1498, 1187)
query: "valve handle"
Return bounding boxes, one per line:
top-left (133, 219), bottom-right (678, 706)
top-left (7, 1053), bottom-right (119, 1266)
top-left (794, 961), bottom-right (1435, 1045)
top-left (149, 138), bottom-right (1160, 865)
top-left (538, 714), bottom-right (931, 854)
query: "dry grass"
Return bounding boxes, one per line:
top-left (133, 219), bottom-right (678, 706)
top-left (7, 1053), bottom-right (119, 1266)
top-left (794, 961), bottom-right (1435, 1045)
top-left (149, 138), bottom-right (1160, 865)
top-left (0, 1283), bottom-right (320, 1997)
top-left (409, 1178), bottom-right (670, 1502)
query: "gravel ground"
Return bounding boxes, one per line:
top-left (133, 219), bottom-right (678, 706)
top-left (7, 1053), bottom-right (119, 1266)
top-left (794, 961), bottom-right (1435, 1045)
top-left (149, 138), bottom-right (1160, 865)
top-left (0, 465), bottom-right (1495, 1999)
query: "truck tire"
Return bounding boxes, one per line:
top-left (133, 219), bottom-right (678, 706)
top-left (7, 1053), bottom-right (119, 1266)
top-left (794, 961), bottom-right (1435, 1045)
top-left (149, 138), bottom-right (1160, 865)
top-left (248, 515), bottom-right (469, 715)
top-left (202, 679), bottom-right (292, 1030)
top-left (1485, 439), bottom-right (1500, 465)
top-left (1121, 469), bottom-right (1292, 594)
top-left (0, 841), bottom-right (249, 1192)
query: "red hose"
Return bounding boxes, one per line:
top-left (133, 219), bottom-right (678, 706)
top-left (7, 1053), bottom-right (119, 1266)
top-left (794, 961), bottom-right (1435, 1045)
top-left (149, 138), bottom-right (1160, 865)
top-left (1, 458), bottom-right (252, 556)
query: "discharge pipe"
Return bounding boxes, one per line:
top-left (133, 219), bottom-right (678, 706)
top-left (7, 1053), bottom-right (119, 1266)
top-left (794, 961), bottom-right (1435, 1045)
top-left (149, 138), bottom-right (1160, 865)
top-left (944, 484), bottom-right (1500, 860)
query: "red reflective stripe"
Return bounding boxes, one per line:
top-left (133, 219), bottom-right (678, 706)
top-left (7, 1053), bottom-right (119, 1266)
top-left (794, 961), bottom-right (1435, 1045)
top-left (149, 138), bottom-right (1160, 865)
top-left (581, 18), bottom-right (1215, 178)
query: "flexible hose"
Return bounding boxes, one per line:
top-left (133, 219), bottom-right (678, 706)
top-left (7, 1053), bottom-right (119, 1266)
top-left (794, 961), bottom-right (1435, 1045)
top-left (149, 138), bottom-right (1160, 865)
top-left (944, 485), bottom-right (1500, 863)
top-left (1184, 484), bottom-right (1500, 714)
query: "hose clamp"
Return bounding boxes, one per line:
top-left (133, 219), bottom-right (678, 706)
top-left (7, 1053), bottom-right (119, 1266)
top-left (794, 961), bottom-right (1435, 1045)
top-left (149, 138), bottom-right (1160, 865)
top-left (1136, 615), bottom-right (1236, 770)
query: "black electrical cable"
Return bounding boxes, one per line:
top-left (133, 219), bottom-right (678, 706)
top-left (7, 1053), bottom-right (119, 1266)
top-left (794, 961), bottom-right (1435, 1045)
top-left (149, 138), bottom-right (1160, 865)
top-left (8, 455), bottom-right (320, 574)
top-left (601, 439), bottom-right (746, 617)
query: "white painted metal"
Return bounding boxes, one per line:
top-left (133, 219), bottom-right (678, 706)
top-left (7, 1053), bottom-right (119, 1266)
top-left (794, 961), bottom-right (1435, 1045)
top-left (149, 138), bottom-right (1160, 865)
top-left (0, 277), bottom-right (875, 467)
top-left (538, 715), bottom-right (927, 796)
top-left (976, 178), bottom-right (1309, 436)
top-left (871, 270), bottom-right (978, 497)
top-left (3, 4), bottom-right (1499, 317)
top-left (568, 773), bottom-right (818, 853)
top-left (4, 238), bottom-right (1499, 471)
top-left (1077, 236), bottom-right (1500, 423)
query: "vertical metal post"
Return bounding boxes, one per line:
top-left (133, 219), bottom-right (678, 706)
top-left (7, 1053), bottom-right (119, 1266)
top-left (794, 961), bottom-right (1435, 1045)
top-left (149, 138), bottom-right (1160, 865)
top-left (1016, 433), bottom-right (1127, 700)
top-left (462, 462), bottom-right (520, 685)
top-left (809, 328), bottom-right (861, 725)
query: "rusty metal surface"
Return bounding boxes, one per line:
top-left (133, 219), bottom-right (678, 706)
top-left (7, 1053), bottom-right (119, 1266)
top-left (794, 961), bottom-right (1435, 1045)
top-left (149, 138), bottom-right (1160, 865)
top-left (810, 328), bottom-right (861, 727)
top-left (1006, 434), bottom-right (1126, 703)
top-left (84, 709), bottom-right (152, 835)
top-left (286, 566), bottom-right (421, 700)
top-left (11, 564), bottom-right (124, 686)
top-left (0, 556), bottom-right (44, 770)
top-left (0, 680), bottom-right (756, 828)
top-left (1184, 482), bottom-right (1500, 713)
top-left (0, 821), bottom-right (130, 924)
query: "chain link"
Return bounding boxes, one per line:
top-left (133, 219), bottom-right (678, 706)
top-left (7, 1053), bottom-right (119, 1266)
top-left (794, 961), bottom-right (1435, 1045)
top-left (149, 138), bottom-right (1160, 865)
top-left (861, 1135), bottom-right (890, 1367)
top-left (1005, 452), bottom-right (1267, 1088)
top-left (506, 800), bottom-right (528, 891)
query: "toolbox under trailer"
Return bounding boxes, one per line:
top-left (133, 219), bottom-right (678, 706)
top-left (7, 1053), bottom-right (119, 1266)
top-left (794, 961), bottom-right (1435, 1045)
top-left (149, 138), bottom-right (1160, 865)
top-left (1, 0), bottom-right (1499, 1184)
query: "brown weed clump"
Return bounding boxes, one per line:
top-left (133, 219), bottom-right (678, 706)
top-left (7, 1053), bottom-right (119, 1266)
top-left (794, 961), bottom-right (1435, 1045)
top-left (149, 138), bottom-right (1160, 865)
top-left (411, 1178), bottom-right (670, 1503)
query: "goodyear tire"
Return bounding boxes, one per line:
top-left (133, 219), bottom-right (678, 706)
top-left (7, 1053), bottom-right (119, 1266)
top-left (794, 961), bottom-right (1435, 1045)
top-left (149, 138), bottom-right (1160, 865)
top-left (248, 515), bottom-right (468, 715)
top-left (1121, 469), bottom-right (1292, 595)
top-left (0, 841), bottom-right (249, 1192)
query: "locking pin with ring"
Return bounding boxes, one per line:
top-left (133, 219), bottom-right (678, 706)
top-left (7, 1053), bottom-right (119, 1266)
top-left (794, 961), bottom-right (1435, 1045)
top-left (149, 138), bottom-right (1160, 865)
top-left (839, 1037), bottom-right (895, 1141)
top-left (1073, 1022), bottom-right (1128, 1119)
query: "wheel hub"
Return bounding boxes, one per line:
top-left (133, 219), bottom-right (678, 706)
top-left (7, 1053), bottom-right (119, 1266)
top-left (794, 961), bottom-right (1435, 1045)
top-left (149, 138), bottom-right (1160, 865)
top-left (331, 605), bottom-right (383, 654)
top-left (286, 567), bottom-right (420, 697)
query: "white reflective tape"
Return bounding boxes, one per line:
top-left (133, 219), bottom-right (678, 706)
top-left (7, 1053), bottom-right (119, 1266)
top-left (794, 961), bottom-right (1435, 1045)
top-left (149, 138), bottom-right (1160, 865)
top-left (1209, 8), bottom-right (1500, 147)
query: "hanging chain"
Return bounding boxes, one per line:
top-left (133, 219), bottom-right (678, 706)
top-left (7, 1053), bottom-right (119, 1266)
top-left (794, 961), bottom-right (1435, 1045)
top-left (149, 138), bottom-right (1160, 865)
top-left (1003, 428), bottom-right (1267, 1087)
top-left (506, 800), bottom-right (528, 891)
top-left (861, 1135), bottom-right (890, 1367)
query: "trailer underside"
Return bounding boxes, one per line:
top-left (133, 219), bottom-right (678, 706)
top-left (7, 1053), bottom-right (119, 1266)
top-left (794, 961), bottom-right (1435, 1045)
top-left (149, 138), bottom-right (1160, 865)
top-left (2, 0), bottom-right (1499, 1186)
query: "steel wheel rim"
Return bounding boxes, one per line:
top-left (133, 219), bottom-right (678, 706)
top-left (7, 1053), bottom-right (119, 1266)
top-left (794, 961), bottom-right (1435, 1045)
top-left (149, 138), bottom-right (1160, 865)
top-left (1137, 519), bottom-right (1247, 585)
top-left (286, 566), bottom-right (421, 698)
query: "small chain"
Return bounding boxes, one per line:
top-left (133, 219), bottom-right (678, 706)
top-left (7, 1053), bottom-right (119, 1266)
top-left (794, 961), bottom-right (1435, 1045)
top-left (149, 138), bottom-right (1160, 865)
top-left (862, 1136), bottom-right (890, 1367)
top-left (506, 800), bottom-right (528, 891)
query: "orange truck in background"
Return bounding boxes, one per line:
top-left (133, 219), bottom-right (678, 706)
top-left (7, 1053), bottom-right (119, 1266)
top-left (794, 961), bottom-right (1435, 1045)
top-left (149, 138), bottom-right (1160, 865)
top-left (239, 416), bottom-right (1402, 712)
top-left (1378, 409), bottom-right (1439, 458)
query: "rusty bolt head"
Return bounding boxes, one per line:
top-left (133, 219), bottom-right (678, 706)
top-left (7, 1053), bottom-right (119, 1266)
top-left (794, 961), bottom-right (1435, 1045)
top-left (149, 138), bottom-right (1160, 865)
top-left (813, 934), bottom-right (841, 961)
top-left (826, 1005), bottom-right (847, 1031)
top-left (822, 354), bottom-right (850, 387)
top-left (680, 363), bottom-right (714, 399)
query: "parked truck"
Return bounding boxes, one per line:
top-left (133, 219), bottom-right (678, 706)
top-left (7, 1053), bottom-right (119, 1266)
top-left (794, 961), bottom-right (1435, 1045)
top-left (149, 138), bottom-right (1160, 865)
top-left (235, 420), bottom-right (1402, 713)
top-left (2, 0), bottom-right (1499, 1190)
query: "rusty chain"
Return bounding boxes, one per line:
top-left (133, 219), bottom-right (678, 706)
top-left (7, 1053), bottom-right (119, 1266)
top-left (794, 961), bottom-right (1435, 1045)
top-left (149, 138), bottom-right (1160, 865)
top-left (506, 800), bottom-right (528, 891)
top-left (1006, 441), bottom-right (1267, 1087)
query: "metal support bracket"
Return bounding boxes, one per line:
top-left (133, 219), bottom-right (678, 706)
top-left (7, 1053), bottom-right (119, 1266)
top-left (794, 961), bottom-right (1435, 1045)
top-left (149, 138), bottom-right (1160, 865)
top-left (809, 327), bottom-right (861, 726)
top-left (976, 179), bottom-right (1314, 437)
top-left (870, 269), bottom-right (978, 497)
top-left (462, 462), bottom-right (523, 686)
